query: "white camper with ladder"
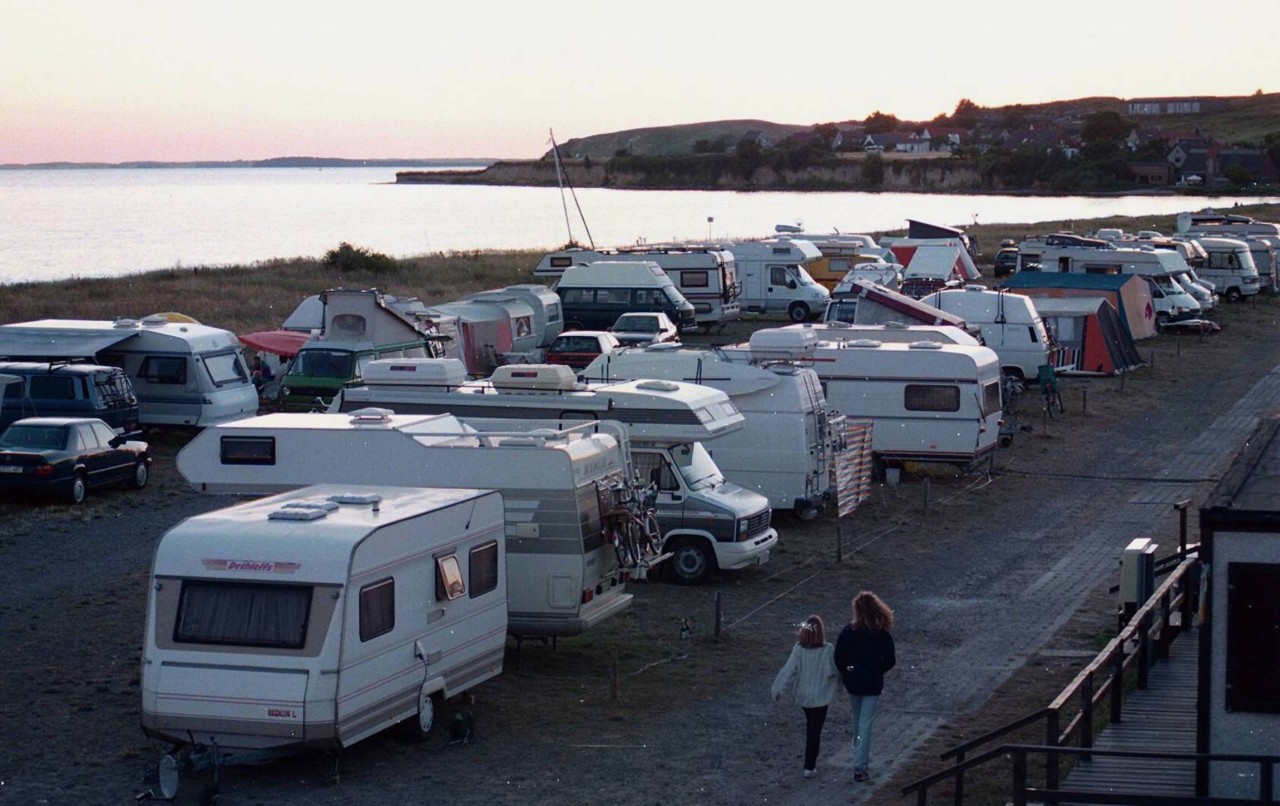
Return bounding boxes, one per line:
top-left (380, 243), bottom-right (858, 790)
top-left (177, 411), bottom-right (641, 636)
top-left (141, 484), bottom-right (507, 794)
top-left (331, 361), bottom-right (778, 584)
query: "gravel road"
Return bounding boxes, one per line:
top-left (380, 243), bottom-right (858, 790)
top-left (1, 302), bottom-right (1277, 806)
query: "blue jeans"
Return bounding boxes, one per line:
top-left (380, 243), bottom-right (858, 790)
top-left (849, 694), bottom-right (879, 772)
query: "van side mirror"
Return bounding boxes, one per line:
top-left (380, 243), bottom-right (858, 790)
top-left (787, 280), bottom-right (797, 290)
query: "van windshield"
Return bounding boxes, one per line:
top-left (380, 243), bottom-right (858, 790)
top-left (673, 443), bottom-right (724, 491)
top-left (174, 581), bottom-right (312, 649)
top-left (794, 267), bottom-right (818, 285)
top-left (288, 349), bottom-right (355, 380)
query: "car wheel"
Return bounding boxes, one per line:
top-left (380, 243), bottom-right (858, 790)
top-left (400, 685), bottom-right (439, 742)
top-left (564, 321), bottom-right (584, 331)
top-left (1226, 288), bottom-right (1242, 303)
top-left (129, 459), bottom-right (149, 489)
top-left (69, 473), bottom-right (87, 505)
top-left (796, 504), bottom-right (820, 522)
top-left (787, 302), bottom-right (810, 323)
top-left (668, 537), bottom-right (713, 585)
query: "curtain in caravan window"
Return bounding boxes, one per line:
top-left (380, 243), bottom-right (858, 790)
top-left (331, 314), bottom-right (367, 340)
top-left (175, 582), bottom-right (312, 649)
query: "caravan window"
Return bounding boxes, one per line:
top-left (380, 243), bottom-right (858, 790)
top-left (139, 356), bottom-right (188, 385)
top-left (982, 380), bottom-right (1002, 416)
top-left (220, 436), bottom-right (275, 465)
top-left (547, 301), bottom-right (562, 322)
top-left (202, 351), bottom-right (247, 387)
top-left (469, 542), bottom-right (499, 598)
top-left (359, 578), bottom-right (395, 641)
top-left (681, 271), bottom-right (710, 288)
top-left (174, 581), bottom-right (312, 649)
top-left (435, 555), bottom-right (465, 601)
top-left (904, 384), bottom-right (961, 412)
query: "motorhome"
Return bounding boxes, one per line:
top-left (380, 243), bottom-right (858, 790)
top-left (579, 344), bottom-right (860, 518)
top-left (1016, 235), bottom-right (1206, 324)
top-left (141, 484), bottom-right (507, 788)
top-left (533, 247), bottom-right (740, 331)
top-left (1174, 236), bottom-right (1263, 302)
top-left (698, 238), bottom-right (830, 322)
top-left (1176, 210), bottom-right (1280, 291)
top-left (1108, 235), bottom-right (1219, 311)
top-left (920, 286), bottom-right (1065, 380)
top-left (772, 229), bottom-right (896, 291)
top-left (721, 328), bottom-right (1003, 470)
top-left (0, 316), bottom-right (257, 427)
top-left (0, 361), bottom-right (139, 433)
top-left (554, 261), bottom-right (697, 332)
top-left (332, 360), bottom-right (778, 584)
top-left (177, 411), bottom-right (639, 636)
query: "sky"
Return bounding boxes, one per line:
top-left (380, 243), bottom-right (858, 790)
top-left (3, 0), bottom-right (1279, 164)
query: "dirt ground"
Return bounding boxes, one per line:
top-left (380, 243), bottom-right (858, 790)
top-left (1, 299), bottom-right (1277, 805)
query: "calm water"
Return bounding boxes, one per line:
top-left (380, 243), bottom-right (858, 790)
top-left (1, 166), bottom-right (1276, 285)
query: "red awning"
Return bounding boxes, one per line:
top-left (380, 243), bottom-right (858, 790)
top-left (239, 330), bottom-right (310, 358)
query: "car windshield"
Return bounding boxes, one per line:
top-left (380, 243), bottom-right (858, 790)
top-left (287, 349), bottom-right (354, 380)
top-left (672, 443), bottom-right (724, 491)
top-left (0, 424), bottom-right (68, 450)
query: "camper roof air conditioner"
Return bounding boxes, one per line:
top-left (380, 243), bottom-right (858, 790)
top-left (635, 379), bottom-right (679, 393)
top-left (848, 339), bottom-right (882, 348)
top-left (140, 314), bottom-right (169, 327)
top-left (490, 364), bottom-right (577, 391)
top-left (268, 507), bottom-right (330, 521)
top-left (348, 407), bottom-right (396, 425)
top-left (909, 341), bottom-right (944, 350)
top-left (328, 493), bottom-right (382, 507)
top-left (643, 342), bottom-right (681, 352)
top-left (364, 358), bottom-right (467, 387)
top-left (113, 318), bottom-right (141, 329)
top-left (282, 500), bottom-right (340, 512)
top-left (748, 328), bottom-right (818, 361)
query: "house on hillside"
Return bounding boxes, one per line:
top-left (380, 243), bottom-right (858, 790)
top-left (1127, 161), bottom-right (1173, 185)
top-left (922, 126), bottom-right (965, 153)
top-left (863, 132), bottom-right (912, 153)
top-left (730, 130), bottom-right (772, 154)
top-left (831, 126), bottom-right (866, 151)
top-left (1215, 149), bottom-right (1279, 185)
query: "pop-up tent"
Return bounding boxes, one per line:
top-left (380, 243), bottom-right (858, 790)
top-left (1030, 297), bottom-right (1144, 376)
top-left (1000, 272), bottom-right (1158, 340)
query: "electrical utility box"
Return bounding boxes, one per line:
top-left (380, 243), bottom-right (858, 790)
top-left (1118, 537), bottom-right (1157, 628)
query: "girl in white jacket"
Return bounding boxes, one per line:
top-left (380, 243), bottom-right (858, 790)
top-left (771, 615), bottom-right (840, 777)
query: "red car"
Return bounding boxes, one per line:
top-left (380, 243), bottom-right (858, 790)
top-left (544, 331), bottom-right (622, 371)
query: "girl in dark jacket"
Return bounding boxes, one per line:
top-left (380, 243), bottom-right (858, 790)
top-left (833, 591), bottom-right (896, 782)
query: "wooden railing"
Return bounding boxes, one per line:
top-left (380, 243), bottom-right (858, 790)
top-left (901, 556), bottom-right (1201, 805)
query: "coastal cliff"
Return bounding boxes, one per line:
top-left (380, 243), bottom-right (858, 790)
top-left (397, 155), bottom-right (985, 192)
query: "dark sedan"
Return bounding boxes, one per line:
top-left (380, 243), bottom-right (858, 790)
top-left (0, 417), bottom-right (150, 504)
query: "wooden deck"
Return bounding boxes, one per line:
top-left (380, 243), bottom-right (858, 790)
top-left (1060, 627), bottom-right (1200, 800)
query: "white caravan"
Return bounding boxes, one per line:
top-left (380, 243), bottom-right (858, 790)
top-left (177, 411), bottom-right (638, 637)
top-left (723, 328), bottom-right (1003, 469)
top-left (695, 238), bottom-right (830, 322)
top-left (141, 485), bottom-right (506, 786)
top-left (920, 286), bottom-right (1064, 380)
top-left (1016, 235), bottom-right (1206, 323)
top-left (580, 343), bottom-right (854, 518)
top-left (0, 316), bottom-right (257, 427)
top-left (533, 246), bottom-right (741, 330)
top-left (464, 285), bottom-right (564, 349)
top-left (332, 360), bottom-right (778, 584)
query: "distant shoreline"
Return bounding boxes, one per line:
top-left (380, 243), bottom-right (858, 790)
top-left (0, 157), bottom-right (498, 170)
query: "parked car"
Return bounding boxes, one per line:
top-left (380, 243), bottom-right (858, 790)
top-left (608, 312), bottom-right (680, 347)
top-left (543, 331), bottom-right (621, 370)
top-left (0, 417), bottom-right (150, 504)
top-left (993, 249), bottom-right (1019, 277)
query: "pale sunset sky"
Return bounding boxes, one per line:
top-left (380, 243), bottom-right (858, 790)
top-left (3, 0), bottom-right (1278, 164)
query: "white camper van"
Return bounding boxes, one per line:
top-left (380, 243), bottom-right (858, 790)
top-left (580, 344), bottom-right (854, 518)
top-left (0, 316), bottom-right (258, 427)
top-left (699, 239), bottom-right (830, 322)
top-left (722, 328), bottom-right (1003, 469)
top-left (177, 412), bottom-right (638, 636)
top-left (332, 360), bottom-right (778, 584)
top-left (920, 286), bottom-right (1064, 380)
top-left (141, 484), bottom-right (507, 788)
top-left (1179, 236), bottom-right (1265, 301)
top-left (533, 247), bottom-right (740, 330)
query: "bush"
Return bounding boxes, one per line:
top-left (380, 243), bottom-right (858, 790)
top-left (322, 242), bottom-right (397, 274)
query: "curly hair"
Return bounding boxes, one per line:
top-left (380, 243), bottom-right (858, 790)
top-left (797, 614), bottom-right (826, 648)
top-left (852, 591), bottom-right (894, 632)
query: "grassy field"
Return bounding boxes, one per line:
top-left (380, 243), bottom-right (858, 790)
top-left (2, 202), bottom-right (1279, 333)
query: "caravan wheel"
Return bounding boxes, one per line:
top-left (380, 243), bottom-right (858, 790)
top-left (401, 685), bottom-right (440, 742)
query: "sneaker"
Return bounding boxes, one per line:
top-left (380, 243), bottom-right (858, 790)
top-left (803, 769), bottom-right (816, 779)
top-left (853, 769), bottom-right (869, 783)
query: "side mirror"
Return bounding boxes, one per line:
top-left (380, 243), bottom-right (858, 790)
top-left (109, 435), bottom-right (126, 448)
top-left (787, 280), bottom-right (797, 290)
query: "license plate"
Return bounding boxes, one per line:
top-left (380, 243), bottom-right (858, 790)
top-left (0, 465), bottom-right (23, 474)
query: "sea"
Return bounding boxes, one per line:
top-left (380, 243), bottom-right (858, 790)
top-left (2, 164), bottom-right (1277, 286)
